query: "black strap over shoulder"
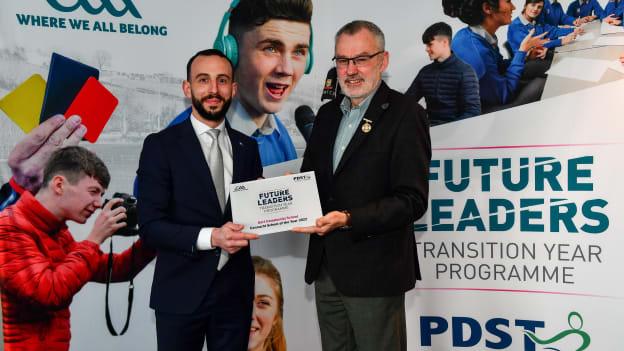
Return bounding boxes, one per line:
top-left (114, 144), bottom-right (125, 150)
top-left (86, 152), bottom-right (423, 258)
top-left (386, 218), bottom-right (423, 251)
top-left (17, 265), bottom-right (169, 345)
top-left (105, 239), bottom-right (134, 336)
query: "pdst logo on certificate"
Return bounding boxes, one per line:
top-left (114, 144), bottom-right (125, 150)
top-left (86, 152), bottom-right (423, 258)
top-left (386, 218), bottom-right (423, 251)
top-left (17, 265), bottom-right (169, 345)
top-left (229, 171), bottom-right (323, 235)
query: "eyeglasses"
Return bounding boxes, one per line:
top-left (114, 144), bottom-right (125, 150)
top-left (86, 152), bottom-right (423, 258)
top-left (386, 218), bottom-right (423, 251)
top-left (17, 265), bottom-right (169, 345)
top-left (332, 51), bottom-right (384, 68)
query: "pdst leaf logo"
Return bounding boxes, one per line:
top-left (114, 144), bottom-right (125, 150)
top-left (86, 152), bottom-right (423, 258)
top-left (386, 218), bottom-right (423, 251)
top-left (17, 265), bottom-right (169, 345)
top-left (524, 312), bottom-right (591, 351)
top-left (46, 0), bottom-right (142, 18)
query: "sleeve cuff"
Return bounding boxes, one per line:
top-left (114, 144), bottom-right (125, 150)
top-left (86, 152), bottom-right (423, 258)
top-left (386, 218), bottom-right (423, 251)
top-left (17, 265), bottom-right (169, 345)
top-left (9, 177), bottom-right (26, 195)
top-left (196, 227), bottom-right (214, 250)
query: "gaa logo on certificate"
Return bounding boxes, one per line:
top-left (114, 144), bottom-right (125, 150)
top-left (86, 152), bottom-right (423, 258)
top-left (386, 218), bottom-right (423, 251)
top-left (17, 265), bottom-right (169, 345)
top-left (233, 185), bottom-right (248, 192)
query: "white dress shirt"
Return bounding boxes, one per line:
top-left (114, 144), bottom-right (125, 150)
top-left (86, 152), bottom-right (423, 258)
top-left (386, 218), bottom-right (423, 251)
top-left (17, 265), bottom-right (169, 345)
top-left (190, 114), bottom-right (233, 269)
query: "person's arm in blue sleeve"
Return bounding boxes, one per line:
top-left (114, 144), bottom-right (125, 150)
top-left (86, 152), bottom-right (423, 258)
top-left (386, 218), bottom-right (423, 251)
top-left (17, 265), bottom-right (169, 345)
top-left (452, 28), bottom-right (523, 106)
top-left (592, 0), bottom-right (607, 19)
top-left (543, 38), bottom-right (562, 49)
top-left (560, 13), bottom-right (577, 25)
top-left (605, 0), bottom-right (618, 16)
top-left (549, 25), bottom-right (575, 38)
top-left (616, 2), bottom-right (624, 18)
top-left (551, 1), bottom-right (577, 25)
top-left (507, 21), bottom-right (527, 54)
top-left (481, 50), bottom-right (527, 106)
top-left (566, 1), bottom-right (577, 17)
top-left (543, 24), bottom-right (574, 49)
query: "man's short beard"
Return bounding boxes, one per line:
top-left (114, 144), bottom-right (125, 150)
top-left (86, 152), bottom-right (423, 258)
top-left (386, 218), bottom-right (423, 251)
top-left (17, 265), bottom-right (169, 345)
top-left (191, 94), bottom-right (232, 122)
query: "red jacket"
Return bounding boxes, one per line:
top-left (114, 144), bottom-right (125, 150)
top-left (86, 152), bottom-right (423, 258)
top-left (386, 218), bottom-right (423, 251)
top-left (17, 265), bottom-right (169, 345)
top-left (0, 191), bottom-right (155, 351)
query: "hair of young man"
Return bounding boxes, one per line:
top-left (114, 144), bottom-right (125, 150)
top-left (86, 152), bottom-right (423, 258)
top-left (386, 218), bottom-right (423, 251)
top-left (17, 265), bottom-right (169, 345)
top-left (228, 0), bottom-right (313, 43)
top-left (422, 22), bottom-right (453, 44)
top-left (443, 0), bottom-right (501, 26)
top-left (186, 49), bottom-right (234, 81)
top-left (41, 146), bottom-right (110, 189)
top-left (335, 20), bottom-right (385, 52)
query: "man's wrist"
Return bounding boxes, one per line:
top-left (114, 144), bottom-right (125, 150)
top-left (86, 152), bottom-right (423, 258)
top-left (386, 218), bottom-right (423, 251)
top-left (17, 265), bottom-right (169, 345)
top-left (340, 210), bottom-right (352, 228)
top-left (197, 227), bottom-right (215, 250)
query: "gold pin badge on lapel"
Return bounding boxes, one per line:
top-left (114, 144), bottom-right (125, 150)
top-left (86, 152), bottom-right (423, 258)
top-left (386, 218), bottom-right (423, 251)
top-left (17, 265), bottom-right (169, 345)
top-left (361, 118), bottom-right (373, 133)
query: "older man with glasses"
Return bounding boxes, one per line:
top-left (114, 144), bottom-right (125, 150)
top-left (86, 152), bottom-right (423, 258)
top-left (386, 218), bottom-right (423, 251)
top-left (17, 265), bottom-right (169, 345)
top-left (293, 20), bottom-right (431, 351)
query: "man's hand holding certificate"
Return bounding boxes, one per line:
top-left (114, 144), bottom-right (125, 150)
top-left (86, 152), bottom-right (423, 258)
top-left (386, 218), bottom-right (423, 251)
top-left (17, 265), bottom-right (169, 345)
top-left (229, 171), bottom-right (323, 235)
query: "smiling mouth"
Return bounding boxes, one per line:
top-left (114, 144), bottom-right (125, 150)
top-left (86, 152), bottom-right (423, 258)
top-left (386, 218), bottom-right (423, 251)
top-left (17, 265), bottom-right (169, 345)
top-left (266, 82), bottom-right (289, 99)
top-left (345, 77), bottom-right (364, 86)
top-left (202, 96), bottom-right (223, 106)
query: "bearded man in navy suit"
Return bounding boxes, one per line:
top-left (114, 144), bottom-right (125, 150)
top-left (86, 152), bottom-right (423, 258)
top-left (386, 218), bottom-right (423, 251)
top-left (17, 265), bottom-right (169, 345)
top-left (137, 49), bottom-right (262, 351)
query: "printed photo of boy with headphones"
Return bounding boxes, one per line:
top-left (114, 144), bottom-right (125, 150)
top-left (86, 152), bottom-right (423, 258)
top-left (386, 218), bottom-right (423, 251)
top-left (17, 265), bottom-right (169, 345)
top-left (169, 0), bottom-right (314, 167)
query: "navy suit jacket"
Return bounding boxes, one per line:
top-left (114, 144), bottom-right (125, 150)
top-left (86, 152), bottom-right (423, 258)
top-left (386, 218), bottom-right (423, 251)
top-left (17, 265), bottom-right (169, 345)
top-left (137, 118), bottom-right (262, 314)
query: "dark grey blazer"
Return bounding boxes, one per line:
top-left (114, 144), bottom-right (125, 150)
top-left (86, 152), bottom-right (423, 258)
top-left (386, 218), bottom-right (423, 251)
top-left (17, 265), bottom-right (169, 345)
top-left (301, 81), bottom-right (431, 297)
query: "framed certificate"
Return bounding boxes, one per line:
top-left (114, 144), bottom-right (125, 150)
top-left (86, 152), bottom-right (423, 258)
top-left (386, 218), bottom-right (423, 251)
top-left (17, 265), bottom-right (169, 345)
top-left (229, 171), bottom-right (323, 235)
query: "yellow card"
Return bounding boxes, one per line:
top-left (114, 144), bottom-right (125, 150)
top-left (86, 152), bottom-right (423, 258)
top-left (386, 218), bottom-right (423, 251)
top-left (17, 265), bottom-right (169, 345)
top-left (0, 74), bottom-right (46, 133)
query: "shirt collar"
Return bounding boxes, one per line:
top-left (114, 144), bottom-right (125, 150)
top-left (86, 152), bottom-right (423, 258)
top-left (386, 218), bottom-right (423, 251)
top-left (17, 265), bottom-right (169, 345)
top-left (226, 97), bottom-right (280, 136)
top-left (519, 15), bottom-right (534, 26)
top-left (470, 25), bottom-right (498, 46)
top-left (190, 112), bottom-right (226, 137)
top-left (339, 84), bottom-right (379, 115)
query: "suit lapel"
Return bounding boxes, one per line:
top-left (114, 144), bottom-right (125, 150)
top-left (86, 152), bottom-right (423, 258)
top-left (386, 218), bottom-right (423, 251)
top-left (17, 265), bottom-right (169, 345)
top-left (176, 118), bottom-right (223, 215)
top-left (227, 123), bottom-right (245, 184)
top-left (226, 122), bottom-right (245, 214)
top-left (334, 82), bottom-right (391, 176)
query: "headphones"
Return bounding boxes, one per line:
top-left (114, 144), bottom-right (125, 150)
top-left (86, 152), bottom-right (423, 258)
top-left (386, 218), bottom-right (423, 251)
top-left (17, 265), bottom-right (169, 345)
top-left (213, 0), bottom-right (314, 74)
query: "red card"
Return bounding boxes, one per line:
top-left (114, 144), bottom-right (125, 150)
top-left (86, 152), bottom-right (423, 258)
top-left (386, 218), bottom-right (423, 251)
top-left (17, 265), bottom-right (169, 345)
top-left (65, 77), bottom-right (118, 143)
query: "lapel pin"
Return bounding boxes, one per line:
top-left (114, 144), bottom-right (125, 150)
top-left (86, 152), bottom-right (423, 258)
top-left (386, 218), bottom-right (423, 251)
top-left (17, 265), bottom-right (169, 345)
top-left (361, 118), bottom-right (373, 134)
top-left (381, 102), bottom-right (390, 110)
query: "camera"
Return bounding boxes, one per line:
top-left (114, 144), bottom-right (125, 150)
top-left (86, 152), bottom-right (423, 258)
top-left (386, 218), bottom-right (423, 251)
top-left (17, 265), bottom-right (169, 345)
top-left (103, 192), bottom-right (139, 236)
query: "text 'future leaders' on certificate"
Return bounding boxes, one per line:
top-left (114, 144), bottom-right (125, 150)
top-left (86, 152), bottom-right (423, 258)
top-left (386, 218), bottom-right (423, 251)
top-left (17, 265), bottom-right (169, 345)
top-left (229, 171), bottom-right (323, 235)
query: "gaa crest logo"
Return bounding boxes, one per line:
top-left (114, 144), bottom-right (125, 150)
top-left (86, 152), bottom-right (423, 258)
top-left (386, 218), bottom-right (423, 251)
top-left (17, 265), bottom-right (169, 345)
top-left (233, 185), bottom-right (248, 192)
top-left (46, 0), bottom-right (142, 18)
